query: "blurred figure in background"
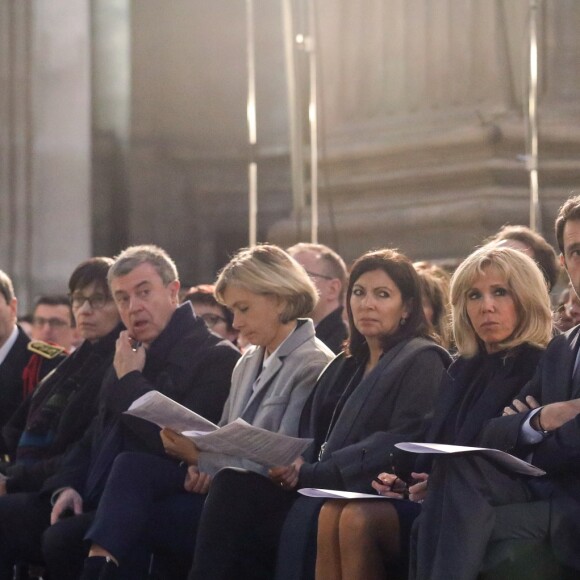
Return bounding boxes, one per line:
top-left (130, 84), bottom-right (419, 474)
top-left (563, 283), bottom-right (580, 328)
top-left (183, 285), bottom-right (238, 344)
top-left (16, 315), bottom-right (33, 339)
top-left (414, 262), bottom-right (452, 350)
top-left (287, 243), bottom-right (349, 354)
top-left (487, 224), bottom-right (560, 292)
top-left (30, 296), bottom-right (77, 352)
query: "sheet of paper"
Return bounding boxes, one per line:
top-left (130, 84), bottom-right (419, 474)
top-left (188, 418), bottom-right (313, 467)
top-left (124, 390), bottom-right (218, 433)
top-left (395, 442), bottom-right (545, 477)
top-left (299, 488), bottom-right (393, 500)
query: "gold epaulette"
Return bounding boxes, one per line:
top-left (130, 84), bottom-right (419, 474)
top-left (27, 340), bottom-right (66, 359)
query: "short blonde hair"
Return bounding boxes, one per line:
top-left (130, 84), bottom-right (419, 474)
top-left (215, 244), bottom-right (318, 324)
top-left (451, 246), bottom-right (552, 357)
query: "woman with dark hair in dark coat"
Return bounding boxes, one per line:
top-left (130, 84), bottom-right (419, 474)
top-left (188, 248), bottom-right (451, 580)
top-left (315, 246), bottom-right (553, 580)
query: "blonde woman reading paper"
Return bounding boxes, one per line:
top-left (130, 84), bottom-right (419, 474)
top-left (188, 249), bottom-right (451, 580)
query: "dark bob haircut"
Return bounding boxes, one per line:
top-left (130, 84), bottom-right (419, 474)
top-left (345, 249), bottom-right (436, 359)
top-left (68, 257), bottom-right (114, 296)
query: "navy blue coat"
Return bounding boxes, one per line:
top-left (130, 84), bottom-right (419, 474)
top-left (41, 303), bottom-right (240, 507)
top-left (481, 326), bottom-right (580, 570)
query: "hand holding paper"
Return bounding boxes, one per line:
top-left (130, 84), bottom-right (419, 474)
top-left (161, 428), bottom-right (200, 465)
top-left (125, 391), bottom-right (313, 468)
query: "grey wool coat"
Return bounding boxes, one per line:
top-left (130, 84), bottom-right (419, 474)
top-left (197, 318), bottom-right (334, 475)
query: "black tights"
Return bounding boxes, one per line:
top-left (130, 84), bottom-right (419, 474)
top-left (188, 468), bottom-right (297, 580)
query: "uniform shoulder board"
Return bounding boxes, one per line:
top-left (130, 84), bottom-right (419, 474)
top-left (27, 340), bottom-right (66, 359)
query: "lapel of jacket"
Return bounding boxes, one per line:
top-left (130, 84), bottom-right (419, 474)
top-left (242, 353), bottom-right (284, 413)
top-left (567, 327), bottom-right (580, 399)
top-left (229, 347), bottom-right (263, 419)
top-left (544, 328), bottom-right (580, 403)
top-left (425, 369), bottom-right (460, 443)
top-left (323, 339), bottom-right (412, 454)
top-left (241, 320), bottom-right (313, 414)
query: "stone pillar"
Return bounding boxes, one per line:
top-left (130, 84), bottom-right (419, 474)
top-left (91, 0), bottom-right (131, 256)
top-left (0, 0), bottom-right (92, 311)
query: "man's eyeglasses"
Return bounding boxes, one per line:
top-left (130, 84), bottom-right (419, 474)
top-left (70, 293), bottom-right (110, 310)
top-left (200, 313), bottom-right (227, 328)
top-left (32, 317), bottom-right (70, 329)
top-left (305, 270), bottom-right (335, 281)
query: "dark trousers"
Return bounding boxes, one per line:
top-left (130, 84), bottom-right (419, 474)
top-left (42, 512), bottom-right (95, 580)
top-left (189, 468), bottom-right (298, 580)
top-left (0, 492), bottom-right (52, 579)
top-left (410, 455), bottom-right (547, 580)
top-left (85, 452), bottom-right (205, 578)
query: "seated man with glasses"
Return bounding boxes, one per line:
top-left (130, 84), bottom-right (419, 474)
top-left (183, 285), bottom-right (239, 345)
top-left (16, 296), bottom-right (79, 415)
top-left (287, 243), bottom-right (349, 354)
top-left (30, 295), bottom-right (78, 353)
top-left (0, 258), bottom-right (123, 495)
top-left (0, 295), bottom-right (76, 458)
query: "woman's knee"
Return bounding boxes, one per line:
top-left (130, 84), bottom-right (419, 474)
top-left (341, 502), bottom-right (399, 538)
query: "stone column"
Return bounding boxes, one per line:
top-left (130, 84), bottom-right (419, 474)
top-left (0, 0), bottom-right (92, 311)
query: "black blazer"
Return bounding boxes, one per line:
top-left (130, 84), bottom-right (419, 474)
top-left (0, 326), bottom-right (31, 455)
top-left (428, 344), bottom-right (545, 447)
top-left (298, 337), bottom-right (451, 493)
top-left (480, 326), bottom-right (580, 570)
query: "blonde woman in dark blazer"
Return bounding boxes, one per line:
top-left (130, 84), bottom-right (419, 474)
top-left (78, 245), bottom-right (333, 580)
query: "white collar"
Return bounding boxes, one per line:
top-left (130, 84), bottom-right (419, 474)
top-left (262, 324), bottom-right (298, 369)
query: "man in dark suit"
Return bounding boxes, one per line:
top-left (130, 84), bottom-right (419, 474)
top-left (0, 245), bottom-right (240, 580)
top-left (411, 195), bottom-right (580, 580)
top-left (287, 243), bottom-right (349, 354)
top-left (0, 270), bottom-right (32, 459)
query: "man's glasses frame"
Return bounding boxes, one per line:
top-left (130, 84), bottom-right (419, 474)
top-left (305, 270), bottom-right (335, 281)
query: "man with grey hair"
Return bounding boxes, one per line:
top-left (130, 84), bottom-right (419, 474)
top-left (0, 270), bottom-right (32, 458)
top-left (0, 245), bottom-right (240, 580)
top-left (287, 242), bottom-right (348, 353)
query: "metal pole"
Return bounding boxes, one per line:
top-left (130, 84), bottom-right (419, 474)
top-left (282, 0), bottom-right (306, 212)
top-left (307, 0), bottom-right (318, 243)
top-left (246, 0), bottom-right (258, 246)
top-left (527, 0), bottom-right (541, 232)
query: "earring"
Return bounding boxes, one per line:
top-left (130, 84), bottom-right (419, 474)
top-left (400, 317), bottom-right (407, 326)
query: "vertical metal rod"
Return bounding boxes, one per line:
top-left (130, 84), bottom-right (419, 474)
top-left (246, 0), bottom-right (258, 246)
top-left (282, 0), bottom-right (306, 213)
top-left (527, 0), bottom-right (541, 232)
top-left (307, 0), bottom-right (318, 243)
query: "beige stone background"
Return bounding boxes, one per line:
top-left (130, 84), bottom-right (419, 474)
top-left (2, 0), bottom-right (580, 309)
